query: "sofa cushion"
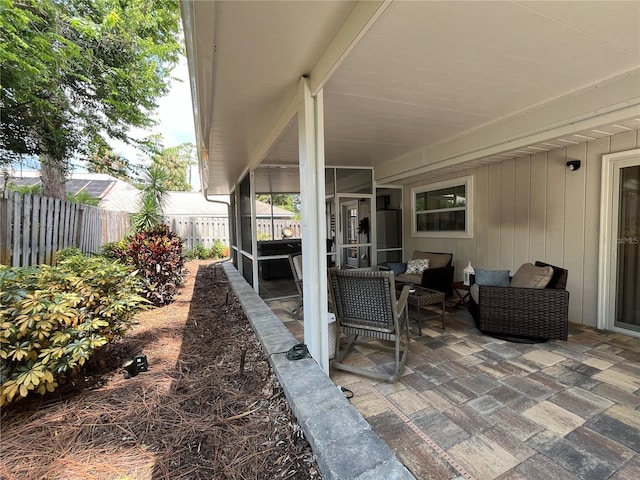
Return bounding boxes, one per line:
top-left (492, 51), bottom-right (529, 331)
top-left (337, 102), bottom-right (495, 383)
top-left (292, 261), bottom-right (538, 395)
top-left (412, 251), bottom-right (451, 269)
top-left (405, 258), bottom-right (430, 274)
top-left (474, 269), bottom-right (510, 287)
top-left (395, 273), bottom-right (422, 285)
top-left (510, 263), bottom-right (554, 288)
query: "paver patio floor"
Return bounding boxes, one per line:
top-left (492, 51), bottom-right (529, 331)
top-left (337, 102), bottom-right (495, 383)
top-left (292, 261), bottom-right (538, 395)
top-left (268, 298), bottom-right (640, 480)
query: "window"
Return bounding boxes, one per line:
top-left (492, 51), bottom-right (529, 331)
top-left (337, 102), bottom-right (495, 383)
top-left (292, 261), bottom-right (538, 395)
top-left (412, 176), bottom-right (473, 238)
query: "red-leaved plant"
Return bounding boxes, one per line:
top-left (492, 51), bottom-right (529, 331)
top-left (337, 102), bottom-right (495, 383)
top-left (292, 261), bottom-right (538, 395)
top-left (114, 224), bottom-right (186, 306)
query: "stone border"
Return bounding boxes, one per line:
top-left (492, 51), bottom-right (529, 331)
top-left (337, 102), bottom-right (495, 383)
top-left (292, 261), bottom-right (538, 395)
top-left (222, 263), bottom-right (415, 479)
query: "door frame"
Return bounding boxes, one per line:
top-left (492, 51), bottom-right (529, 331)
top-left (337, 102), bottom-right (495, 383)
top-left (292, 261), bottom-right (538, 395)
top-left (598, 148), bottom-right (640, 338)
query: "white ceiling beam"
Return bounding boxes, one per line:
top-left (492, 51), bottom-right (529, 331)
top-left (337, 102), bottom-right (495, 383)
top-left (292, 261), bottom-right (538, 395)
top-left (309, 0), bottom-right (392, 95)
top-left (377, 68), bottom-right (640, 183)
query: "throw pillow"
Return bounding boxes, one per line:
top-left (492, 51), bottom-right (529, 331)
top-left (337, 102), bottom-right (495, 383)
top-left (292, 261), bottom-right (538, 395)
top-left (510, 263), bottom-right (554, 288)
top-left (386, 262), bottom-right (407, 275)
top-left (474, 269), bottom-right (510, 287)
top-left (405, 258), bottom-right (430, 274)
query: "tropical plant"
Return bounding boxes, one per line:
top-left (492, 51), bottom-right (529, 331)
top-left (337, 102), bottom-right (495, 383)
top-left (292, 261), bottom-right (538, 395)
top-left (0, 251), bottom-right (147, 405)
top-left (132, 165), bottom-right (170, 232)
top-left (109, 224), bottom-right (186, 306)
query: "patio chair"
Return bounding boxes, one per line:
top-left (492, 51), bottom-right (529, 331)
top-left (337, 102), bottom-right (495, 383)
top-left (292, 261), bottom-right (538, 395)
top-left (328, 268), bottom-right (410, 382)
top-left (288, 254), bottom-right (303, 318)
top-left (468, 261), bottom-right (569, 342)
top-left (379, 251), bottom-right (455, 296)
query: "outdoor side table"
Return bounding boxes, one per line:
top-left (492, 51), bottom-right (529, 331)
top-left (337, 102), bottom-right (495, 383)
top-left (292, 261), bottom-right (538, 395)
top-left (406, 286), bottom-right (446, 335)
top-left (452, 281), bottom-right (471, 308)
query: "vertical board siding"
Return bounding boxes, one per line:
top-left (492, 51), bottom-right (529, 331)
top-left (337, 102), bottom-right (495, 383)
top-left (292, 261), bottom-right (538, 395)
top-left (564, 143), bottom-right (587, 325)
top-left (402, 130), bottom-right (639, 328)
top-left (0, 192), bottom-right (131, 267)
top-left (500, 159), bottom-right (516, 271)
top-left (546, 148), bottom-right (566, 267)
top-left (513, 158), bottom-right (531, 269)
top-left (529, 152), bottom-right (548, 262)
top-left (487, 163), bottom-right (502, 268)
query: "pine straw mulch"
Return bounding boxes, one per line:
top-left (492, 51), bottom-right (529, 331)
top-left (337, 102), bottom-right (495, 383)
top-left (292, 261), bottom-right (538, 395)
top-left (0, 260), bottom-right (321, 480)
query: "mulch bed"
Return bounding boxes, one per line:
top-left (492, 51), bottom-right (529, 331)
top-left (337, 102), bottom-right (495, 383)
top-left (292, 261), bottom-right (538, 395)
top-left (0, 260), bottom-right (320, 480)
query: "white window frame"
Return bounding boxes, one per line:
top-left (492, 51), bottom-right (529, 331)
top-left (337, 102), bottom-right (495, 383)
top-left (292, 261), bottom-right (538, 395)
top-left (411, 175), bottom-right (473, 238)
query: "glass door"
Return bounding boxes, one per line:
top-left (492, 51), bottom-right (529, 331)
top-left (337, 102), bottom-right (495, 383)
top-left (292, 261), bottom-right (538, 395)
top-left (600, 149), bottom-right (640, 337)
top-left (338, 197), bottom-right (371, 269)
top-left (615, 164), bottom-right (640, 331)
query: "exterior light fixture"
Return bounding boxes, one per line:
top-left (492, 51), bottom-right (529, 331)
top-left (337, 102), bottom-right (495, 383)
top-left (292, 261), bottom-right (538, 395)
top-left (566, 160), bottom-right (581, 171)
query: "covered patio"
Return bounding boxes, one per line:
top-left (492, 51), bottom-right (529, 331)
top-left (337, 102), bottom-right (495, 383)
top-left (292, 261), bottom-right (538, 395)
top-left (181, 1), bottom-right (640, 477)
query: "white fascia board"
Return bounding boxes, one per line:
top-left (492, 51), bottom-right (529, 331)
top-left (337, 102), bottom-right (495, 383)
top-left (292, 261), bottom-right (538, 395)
top-left (180, 0), bottom-right (217, 194)
top-left (377, 68), bottom-right (640, 183)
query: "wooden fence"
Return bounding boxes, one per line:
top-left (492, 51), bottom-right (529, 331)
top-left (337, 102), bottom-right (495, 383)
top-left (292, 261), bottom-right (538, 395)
top-left (166, 217), bottom-right (301, 248)
top-left (1, 192), bottom-right (131, 267)
top-left (1, 191), bottom-right (302, 267)
top-left (165, 216), bottom-right (229, 249)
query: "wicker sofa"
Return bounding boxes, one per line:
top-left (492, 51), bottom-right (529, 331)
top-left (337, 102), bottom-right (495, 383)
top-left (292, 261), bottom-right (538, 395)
top-left (468, 261), bottom-right (569, 342)
top-left (380, 251), bottom-right (454, 296)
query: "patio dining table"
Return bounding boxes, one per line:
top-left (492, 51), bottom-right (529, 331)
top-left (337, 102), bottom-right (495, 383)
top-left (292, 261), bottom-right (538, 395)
top-left (396, 282), bottom-right (446, 334)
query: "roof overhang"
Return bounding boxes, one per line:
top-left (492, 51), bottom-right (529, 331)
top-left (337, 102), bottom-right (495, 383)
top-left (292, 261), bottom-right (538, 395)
top-left (181, 0), bottom-right (640, 195)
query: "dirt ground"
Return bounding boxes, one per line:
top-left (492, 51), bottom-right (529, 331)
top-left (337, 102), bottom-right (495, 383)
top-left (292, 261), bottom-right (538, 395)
top-left (0, 260), bottom-right (320, 480)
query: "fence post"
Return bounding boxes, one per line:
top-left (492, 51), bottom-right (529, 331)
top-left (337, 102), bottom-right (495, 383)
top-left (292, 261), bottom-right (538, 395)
top-left (75, 206), bottom-right (84, 249)
top-left (0, 192), bottom-right (11, 265)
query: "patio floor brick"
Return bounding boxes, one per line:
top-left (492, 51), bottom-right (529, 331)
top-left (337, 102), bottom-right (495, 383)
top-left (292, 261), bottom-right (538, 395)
top-left (265, 293), bottom-right (640, 480)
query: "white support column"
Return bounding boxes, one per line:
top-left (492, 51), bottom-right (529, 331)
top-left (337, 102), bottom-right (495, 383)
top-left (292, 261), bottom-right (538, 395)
top-left (298, 77), bottom-right (329, 373)
top-left (250, 170), bottom-right (259, 293)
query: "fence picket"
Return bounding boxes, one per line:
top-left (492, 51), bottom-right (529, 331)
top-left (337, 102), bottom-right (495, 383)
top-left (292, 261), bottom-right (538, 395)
top-left (38, 195), bottom-right (47, 264)
top-left (0, 193), bottom-right (132, 267)
top-left (11, 192), bottom-right (21, 266)
top-left (0, 192), bottom-right (11, 264)
top-left (0, 192), bottom-right (301, 267)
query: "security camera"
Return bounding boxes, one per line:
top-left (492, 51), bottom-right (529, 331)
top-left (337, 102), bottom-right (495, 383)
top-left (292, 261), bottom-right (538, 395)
top-left (566, 160), bottom-right (581, 171)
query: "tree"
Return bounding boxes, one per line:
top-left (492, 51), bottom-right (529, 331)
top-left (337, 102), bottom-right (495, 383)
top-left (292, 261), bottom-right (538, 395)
top-left (151, 142), bottom-right (195, 191)
top-left (257, 194), bottom-right (301, 218)
top-left (86, 143), bottom-right (133, 182)
top-left (0, 0), bottom-right (182, 199)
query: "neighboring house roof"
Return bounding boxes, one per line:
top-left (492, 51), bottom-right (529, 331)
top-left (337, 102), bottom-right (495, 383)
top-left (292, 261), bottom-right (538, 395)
top-left (1, 170), bottom-right (294, 217)
top-left (1, 170), bottom-right (120, 199)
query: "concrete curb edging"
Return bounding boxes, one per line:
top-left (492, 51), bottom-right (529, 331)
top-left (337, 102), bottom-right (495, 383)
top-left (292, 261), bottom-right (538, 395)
top-left (222, 263), bottom-right (415, 480)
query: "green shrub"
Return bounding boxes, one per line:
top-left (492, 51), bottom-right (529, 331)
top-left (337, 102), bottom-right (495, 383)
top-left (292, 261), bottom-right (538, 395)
top-left (210, 239), bottom-right (227, 259)
top-left (100, 238), bottom-right (129, 259)
top-left (184, 243), bottom-right (209, 260)
top-left (55, 246), bottom-right (83, 263)
top-left (0, 253), bottom-right (147, 406)
top-left (110, 224), bottom-right (186, 306)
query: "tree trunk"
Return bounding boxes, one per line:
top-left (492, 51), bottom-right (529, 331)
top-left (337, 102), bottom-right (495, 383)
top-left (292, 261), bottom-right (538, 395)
top-left (40, 155), bottom-right (67, 200)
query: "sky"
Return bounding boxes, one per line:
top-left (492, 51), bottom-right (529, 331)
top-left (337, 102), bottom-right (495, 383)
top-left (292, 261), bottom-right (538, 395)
top-left (111, 55), bottom-right (200, 189)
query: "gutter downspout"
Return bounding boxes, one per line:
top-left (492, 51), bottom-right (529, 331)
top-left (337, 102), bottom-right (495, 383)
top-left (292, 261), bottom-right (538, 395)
top-left (204, 190), bottom-right (233, 263)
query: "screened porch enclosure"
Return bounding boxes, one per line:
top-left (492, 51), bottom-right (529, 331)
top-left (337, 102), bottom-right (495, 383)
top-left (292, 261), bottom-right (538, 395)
top-left (230, 166), bottom-right (403, 301)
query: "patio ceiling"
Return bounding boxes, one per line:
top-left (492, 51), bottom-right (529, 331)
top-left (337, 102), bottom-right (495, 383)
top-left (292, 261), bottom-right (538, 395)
top-left (181, 0), bottom-right (640, 195)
